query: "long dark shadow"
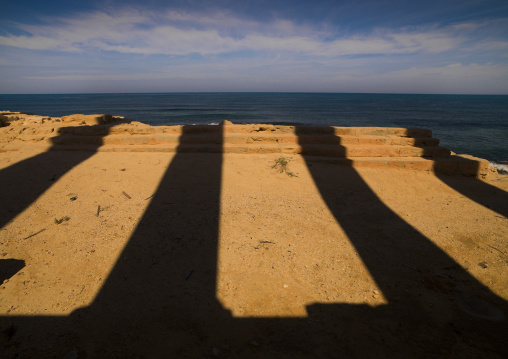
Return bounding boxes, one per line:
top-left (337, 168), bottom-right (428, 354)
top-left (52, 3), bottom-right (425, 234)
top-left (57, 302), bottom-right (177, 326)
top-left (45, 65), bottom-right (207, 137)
top-left (2, 124), bottom-right (507, 358)
top-left (295, 126), bottom-right (508, 357)
top-left (0, 124), bottom-right (113, 230)
top-left (435, 162), bottom-right (508, 218)
top-left (68, 125), bottom-right (233, 357)
top-left (413, 136), bottom-right (508, 218)
top-left (0, 259), bottom-right (25, 283)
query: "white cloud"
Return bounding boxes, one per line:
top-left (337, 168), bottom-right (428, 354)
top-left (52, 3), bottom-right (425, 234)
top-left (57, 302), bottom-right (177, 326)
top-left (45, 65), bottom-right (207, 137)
top-left (389, 31), bottom-right (461, 53)
top-left (21, 55), bottom-right (508, 91)
top-left (2, 8), bottom-right (507, 94)
top-left (0, 8), bottom-right (488, 57)
top-left (0, 35), bottom-right (78, 51)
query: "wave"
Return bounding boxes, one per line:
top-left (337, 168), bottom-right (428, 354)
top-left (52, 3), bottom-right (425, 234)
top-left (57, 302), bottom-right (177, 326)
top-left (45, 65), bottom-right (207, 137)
top-left (490, 161), bottom-right (508, 174)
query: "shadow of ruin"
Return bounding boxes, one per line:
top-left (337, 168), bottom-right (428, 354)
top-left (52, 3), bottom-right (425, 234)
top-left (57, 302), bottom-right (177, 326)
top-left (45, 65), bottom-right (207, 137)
top-left (1, 120), bottom-right (507, 358)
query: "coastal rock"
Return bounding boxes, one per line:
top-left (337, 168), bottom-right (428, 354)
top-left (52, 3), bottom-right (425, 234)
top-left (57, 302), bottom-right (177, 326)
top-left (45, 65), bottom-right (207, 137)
top-left (0, 112), bottom-right (38, 126)
top-left (61, 114), bottom-right (114, 125)
top-left (0, 114), bottom-right (19, 126)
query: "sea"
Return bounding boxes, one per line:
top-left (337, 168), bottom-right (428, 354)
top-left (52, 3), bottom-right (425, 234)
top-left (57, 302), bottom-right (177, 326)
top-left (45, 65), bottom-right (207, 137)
top-left (1, 92), bottom-right (507, 171)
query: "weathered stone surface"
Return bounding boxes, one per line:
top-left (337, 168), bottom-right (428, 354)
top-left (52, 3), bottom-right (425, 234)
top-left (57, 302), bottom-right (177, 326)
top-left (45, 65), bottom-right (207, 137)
top-left (0, 111), bottom-right (494, 176)
top-left (61, 114), bottom-right (114, 125)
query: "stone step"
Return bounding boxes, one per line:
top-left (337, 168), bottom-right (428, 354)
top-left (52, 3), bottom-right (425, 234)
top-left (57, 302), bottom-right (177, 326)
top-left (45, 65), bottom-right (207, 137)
top-left (45, 144), bottom-right (487, 176)
top-left (57, 124), bottom-right (434, 138)
top-left (304, 156), bottom-right (491, 176)
top-left (49, 133), bottom-right (440, 147)
top-left (49, 143), bottom-right (450, 158)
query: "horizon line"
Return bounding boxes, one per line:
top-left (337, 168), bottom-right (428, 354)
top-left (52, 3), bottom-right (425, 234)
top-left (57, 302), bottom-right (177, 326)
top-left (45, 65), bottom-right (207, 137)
top-left (1, 91), bottom-right (508, 96)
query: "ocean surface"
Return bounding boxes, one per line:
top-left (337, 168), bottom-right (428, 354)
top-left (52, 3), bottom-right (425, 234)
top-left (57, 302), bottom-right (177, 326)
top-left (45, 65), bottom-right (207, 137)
top-left (1, 93), bottom-right (507, 168)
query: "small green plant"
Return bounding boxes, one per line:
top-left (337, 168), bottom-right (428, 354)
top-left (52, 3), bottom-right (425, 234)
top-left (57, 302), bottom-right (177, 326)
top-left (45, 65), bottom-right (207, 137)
top-left (272, 156), bottom-right (297, 177)
top-left (54, 216), bottom-right (70, 224)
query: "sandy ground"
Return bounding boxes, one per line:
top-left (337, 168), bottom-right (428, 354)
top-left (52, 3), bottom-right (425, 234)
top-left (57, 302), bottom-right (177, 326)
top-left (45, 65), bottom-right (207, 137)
top-left (1, 143), bottom-right (508, 358)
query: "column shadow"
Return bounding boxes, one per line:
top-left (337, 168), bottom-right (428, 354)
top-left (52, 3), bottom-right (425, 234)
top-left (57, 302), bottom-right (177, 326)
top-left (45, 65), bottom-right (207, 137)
top-left (1, 125), bottom-right (507, 358)
top-left (412, 132), bottom-right (508, 218)
top-left (435, 163), bottom-right (508, 218)
top-left (0, 120), bottom-right (126, 230)
top-left (67, 125), bottom-right (233, 357)
top-left (289, 126), bottom-right (508, 357)
top-left (0, 259), bottom-right (25, 283)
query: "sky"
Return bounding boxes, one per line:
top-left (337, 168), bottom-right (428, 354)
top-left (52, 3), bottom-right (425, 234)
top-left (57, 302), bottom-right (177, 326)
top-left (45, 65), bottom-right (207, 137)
top-left (1, 0), bottom-right (507, 94)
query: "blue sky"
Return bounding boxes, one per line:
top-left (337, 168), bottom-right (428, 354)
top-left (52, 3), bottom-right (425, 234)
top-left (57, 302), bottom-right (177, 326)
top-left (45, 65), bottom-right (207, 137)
top-left (1, 0), bottom-right (507, 94)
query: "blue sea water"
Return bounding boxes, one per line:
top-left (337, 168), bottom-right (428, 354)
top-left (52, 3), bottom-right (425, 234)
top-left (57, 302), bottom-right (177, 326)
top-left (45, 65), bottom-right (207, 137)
top-left (0, 93), bottom-right (507, 165)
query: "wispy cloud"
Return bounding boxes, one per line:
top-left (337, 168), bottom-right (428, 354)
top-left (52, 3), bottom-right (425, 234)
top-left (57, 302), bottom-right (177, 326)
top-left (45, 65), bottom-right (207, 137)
top-left (1, 6), bottom-right (507, 94)
top-left (0, 8), bottom-right (495, 57)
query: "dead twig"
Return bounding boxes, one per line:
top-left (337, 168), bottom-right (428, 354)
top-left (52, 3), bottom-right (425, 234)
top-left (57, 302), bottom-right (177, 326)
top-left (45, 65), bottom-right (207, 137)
top-left (122, 191), bottom-right (131, 199)
top-left (23, 228), bottom-right (46, 240)
top-left (488, 245), bottom-right (507, 257)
